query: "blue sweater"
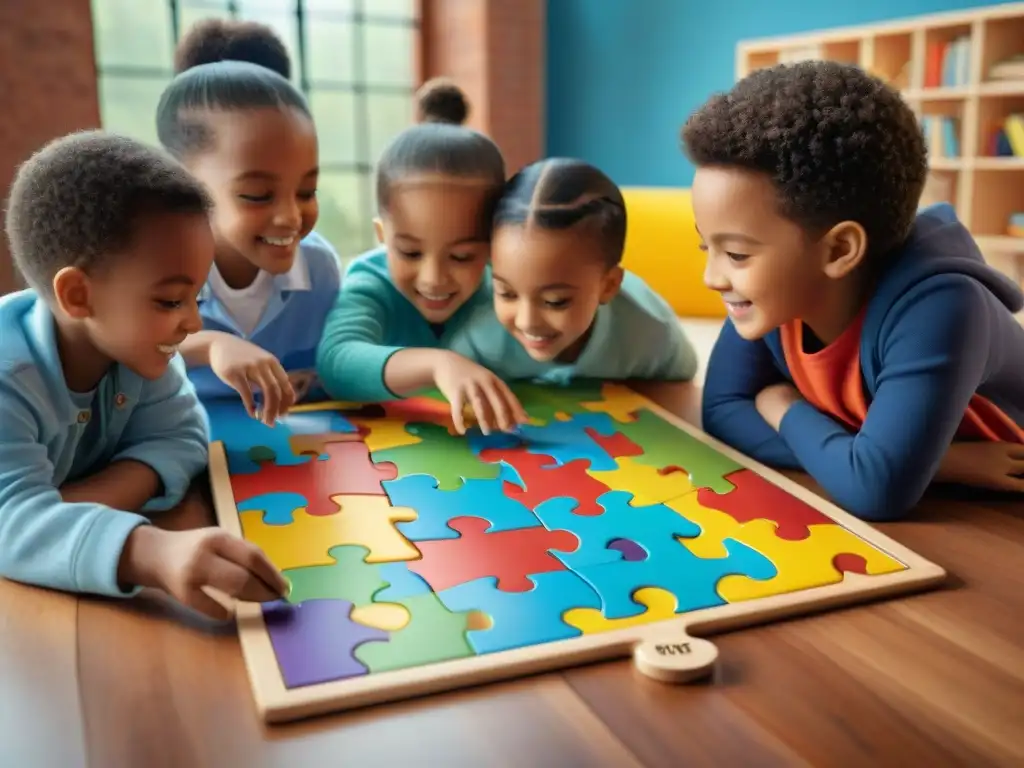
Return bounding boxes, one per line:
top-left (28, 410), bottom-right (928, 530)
top-left (702, 203), bottom-right (1024, 520)
top-left (449, 270), bottom-right (698, 385)
top-left (316, 247), bottom-right (492, 401)
top-left (0, 291), bottom-right (209, 597)
top-left (191, 231), bottom-right (341, 403)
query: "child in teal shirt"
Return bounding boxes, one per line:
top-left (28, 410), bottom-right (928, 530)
top-left (316, 120), bottom-right (528, 434)
top-left (449, 158), bottom-right (698, 384)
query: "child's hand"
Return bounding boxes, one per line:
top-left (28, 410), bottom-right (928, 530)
top-left (208, 336), bottom-right (295, 425)
top-left (755, 382), bottom-right (803, 430)
top-left (432, 351), bottom-right (529, 435)
top-left (937, 441), bottom-right (1024, 492)
top-left (121, 526), bottom-right (289, 621)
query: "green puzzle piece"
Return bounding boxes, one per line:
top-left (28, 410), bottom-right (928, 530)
top-left (283, 545), bottom-right (389, 607)
top-left (354, 592), bottom-right (476, 674)
top-left (617, 409), bottom-right (744, 494)
top-left (506, 380), bottom-right (607, 423)
top-left (371, 422), bottom-right (501, 490)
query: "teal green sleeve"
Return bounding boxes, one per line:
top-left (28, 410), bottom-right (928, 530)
top-left (652, 319), bottom-right (699, 381)
top-left (315, 272), bottom-right (403, 402)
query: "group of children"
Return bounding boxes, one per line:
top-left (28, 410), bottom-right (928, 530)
top-left (0, 18), bottom-right (1021, 618)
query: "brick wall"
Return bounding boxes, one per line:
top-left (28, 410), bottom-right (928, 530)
top-left (0, 0), bottom-right (101, 294)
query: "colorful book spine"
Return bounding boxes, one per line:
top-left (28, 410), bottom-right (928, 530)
top-left (920, 115), bottom-right (960, 158)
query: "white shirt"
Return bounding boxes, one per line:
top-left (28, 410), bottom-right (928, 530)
top-left (206, 265), bottom-right (275, 337)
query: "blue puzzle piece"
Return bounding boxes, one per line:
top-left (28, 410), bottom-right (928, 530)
top-left (466, 426), bottom-right (522, 455)
top-left (574, 537), bottom-right (778, 620)
top-left (382, 474), bottom-right (540, 541)
top-left (376, 562), bottom-right (433, 602)
top-left (437, 571), bottom-right (602, 654)
top-left (533, 490), bottom-right (701, 570)
top-left (280, 410), bottom-right (357, 435)
top-left (514, 412), bottom-right (619, 470)
top-left (237, 492), bottom-right (308, 525)
top-left (205, 398), bottom-right (319, 474)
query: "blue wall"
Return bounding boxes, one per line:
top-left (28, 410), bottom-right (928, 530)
top-left (546, 0), bottom-right (1017, 187)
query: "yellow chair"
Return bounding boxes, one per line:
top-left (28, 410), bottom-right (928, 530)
top-left (620, 187), bottom-right (726, 318)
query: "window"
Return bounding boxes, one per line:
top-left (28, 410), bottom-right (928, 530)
top-left (90, 0), bottom-right (419, 258)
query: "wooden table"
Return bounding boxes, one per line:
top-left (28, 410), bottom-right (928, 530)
top-left (3, 382), bottom-right (1023, 767)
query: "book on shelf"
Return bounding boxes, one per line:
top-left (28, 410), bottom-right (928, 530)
top-left (988, 53), bottom-right (1024, 81)
top-left (921, 115), bottom-right (960, 158)
top-left (988, 114), bottom-right (1024, 157)
top-left (1010, 213), bottom-right (1024, 239)
top-left (924, 35), bottom-right (971, 88)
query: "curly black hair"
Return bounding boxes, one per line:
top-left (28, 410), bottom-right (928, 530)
top-left (682, 60), bottom-right (928, 261)
top-left (174, 18), bottom-right (291, 79)
top-left (416, 78), bottom-right (470, 125)
top-left (5, 131), bottom-right (212, 295)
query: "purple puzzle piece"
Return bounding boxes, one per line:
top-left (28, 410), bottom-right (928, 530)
top-left (263, 598), bottom-right (387, 688)
top-left (608, 538), bottom-right (647, 562)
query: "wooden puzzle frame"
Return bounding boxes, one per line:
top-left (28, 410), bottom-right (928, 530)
top-left (208, 388), bottom-right (947, 724)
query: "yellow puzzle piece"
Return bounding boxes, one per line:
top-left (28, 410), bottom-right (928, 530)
top-left (580, 383), bottom-right (651, 423)
top-left (564, 587), bottom-right (680, 634)
top-left (666, 492), bottom-right (906, 602)
top-left (351, 418), bottom-right (423, 453)
top-left (587, 455), bottom-right (696, 504)
top-left (239, 495), bottom-right (420, 571)
top-left (351, 602), bottom-right (411, 631)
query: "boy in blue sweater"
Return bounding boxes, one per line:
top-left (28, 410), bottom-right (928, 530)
top-left (0, 131), bottom-right (287, 617)
top-left (683, 61), bottom-right (1024, 521)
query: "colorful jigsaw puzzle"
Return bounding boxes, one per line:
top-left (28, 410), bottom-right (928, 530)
top-left (206, 381), bottom-right (945, 723)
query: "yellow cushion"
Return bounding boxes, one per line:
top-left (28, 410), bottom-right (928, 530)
top-left (620, 187), bottom-right (726, 318)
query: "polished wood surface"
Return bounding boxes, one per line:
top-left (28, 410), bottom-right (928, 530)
top-left (3, 382), bottom-right (1022, 766)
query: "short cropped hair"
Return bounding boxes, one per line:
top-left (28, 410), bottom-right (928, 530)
top-left (5, 131), bottom-right (212, 295)
top-left (174, 18), bottom-right (291, 79)
top-left (493, 158), bottom-right (627, 268)
top-left (682, 60), bottom-right (928, 262)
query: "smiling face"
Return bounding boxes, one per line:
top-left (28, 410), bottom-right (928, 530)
top-left (377, 177), bottom-right (493, 324)
top-left (490, 224), bottom-right (622, 363)
top-left (184, 106), bottom-right (319, 288)
top-left (691, 166), bottom-right (831, 340)
top-left (59, 210), bottom-right (214, 383)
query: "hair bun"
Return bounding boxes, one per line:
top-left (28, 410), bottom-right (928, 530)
top-left (416, 77), bottom-right (470, 125)
top-left (173, 18), bottom-right (291, 79)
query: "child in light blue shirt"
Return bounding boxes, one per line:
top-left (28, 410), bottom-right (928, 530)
top-left (156, 29), bottom-right (342, 423)
top-left (316, 115), bottom-right (528, 434)
top-left (0, 131), bottom-right (287, 616)
top-left (449, 158), bottom-right (698, 385)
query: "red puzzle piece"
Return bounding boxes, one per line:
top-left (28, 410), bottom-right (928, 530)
top-left (381, 396), bottom-right (454, 428)
top-left (696, 468), bottom-right (833, 541)
top-left (832, 553), bottom-right (868, 574)
top-left (230, 441), bottom-right (398, 516)
top-left (586, 428), bottom-right (643, 459)
top-left (478, 446), bottom-right (612, 516)
top-left (408, 516), bottom-right (580, 592)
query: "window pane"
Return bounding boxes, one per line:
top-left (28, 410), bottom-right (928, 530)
top-left (305, 0), bottom-right (356, 13)
top-left (317, 171), bottom-right (371, 259)
top-left (366, 93), bottom-right (413, 164)
top-left (97, 75), bottom-right (168, 146)
top-left (236, 0), bottom-right (295, 10)
top-left (306, 19), bottom-right (355, 83)
top-left (177, 5), bottom-right (232, 40)
top-left (310, 91), bottom-right (359, 164)
top-left (364, 0), bottom-right (415, 19)
top-left (91, 0), bottom-right (173, 69)
top-left (363, 23), bottom-right (414, 87)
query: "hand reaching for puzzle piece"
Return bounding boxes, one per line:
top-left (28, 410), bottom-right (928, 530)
top-left (207, 333), bottom-right (296, 426)
top-left (431, 351), bottom-right (529, 434)
top-left (118, 526), bottom-right (289, 621)
top-left (936, 440), bottom-right (1024, 492)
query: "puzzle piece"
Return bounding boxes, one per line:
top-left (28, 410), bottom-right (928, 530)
top-left (615, 409), bottom-right (744, 493)
top-left (280, 409), bottom-right (358, 435)
top-left (608, 538), bottom-right (647, 562)
top-left (533, 490), bottom-right (700, 571)
top-left (350, 602), bottom-right (411, 631)
top-left (206, 398), bottom-right (316, 474)
top-left (573, 536), bottom-right (777, 619)
top-left (348, 417), bottom-right (423, 453)
top-left (580, 383), bottom-right (653, 423)
top-left (376, 562), bottom-right (433, 602)
top-left (437, 571), bottom-right (603, 655)
top-left (478, 447), bottom-right (611, 515)
top-left (587, 456), bottom-right (696, 504)
top-left (353, 592), bottom-right (480, 673)
top-left (382, 474), bottom-right (540, 541)
top-left (514, 412), bottom-right (619, 471)
top-left (262, 598), bottom-right (387, 688)
top-left (237, 491), bottom-right (307, 525)
top-left (239, 496), bottom-right (418, 570)
top-left (283, 545), bottom-right (391, 606)
top-left (372, 423), bottom-right (503, 490)
top-left (381, 396), bottom-right (456, 428)
top-left (667, 492), bottom-right (906, 601)
top-left (587, 429), bottom-right (643, 460)
top-left (408, 516), bottom-right (578, 592)
top-left (563, 587), bottom-right (678, 634)
top-left (289, 430), bottom-right (366, 456)
top-left (695, 469), bottom-right (834, 541)
top-left (497, 380), bottom-right (606, 423)
top-left (230, 441), bottom-right (398, 513)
